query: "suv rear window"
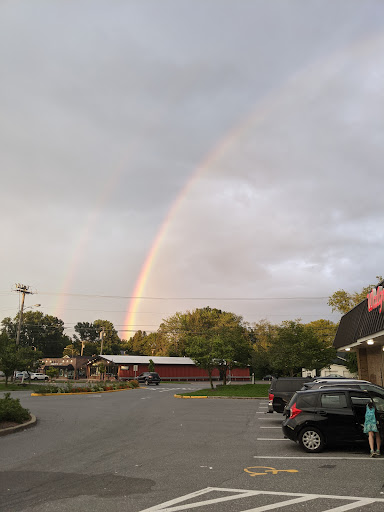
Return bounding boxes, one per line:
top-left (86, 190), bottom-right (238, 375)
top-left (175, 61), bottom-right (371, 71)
top-left (273, 379), bottom-right (312, 392)
top-left (296, 393), bottom-right (318, 409)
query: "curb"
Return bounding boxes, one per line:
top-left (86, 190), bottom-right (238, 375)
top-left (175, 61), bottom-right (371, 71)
top-left (31, 387), bottom-right (138, 397)
top-left (174, 394), bottom-right (268, 399)
top-left (0, 414), bottom-right (37, 437)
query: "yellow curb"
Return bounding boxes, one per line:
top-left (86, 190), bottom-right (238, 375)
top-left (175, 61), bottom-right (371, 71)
top-left (31, 387), bottom-right (138, 396)
top-left (174, 394), bottom-right (208, 399)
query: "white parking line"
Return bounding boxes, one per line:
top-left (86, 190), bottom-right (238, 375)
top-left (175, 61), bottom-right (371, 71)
top-left (259, 426), bottom-right (281, 429)
top-left (257, 438), bottom-right (289, 441)
top-left (138, 487), bottom-right (384, 512)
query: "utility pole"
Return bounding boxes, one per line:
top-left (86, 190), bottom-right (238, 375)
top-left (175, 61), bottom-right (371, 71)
top-left (15, 284), bottom-right (33, 345)
top-left (100, 327), bottom-right (105, 355)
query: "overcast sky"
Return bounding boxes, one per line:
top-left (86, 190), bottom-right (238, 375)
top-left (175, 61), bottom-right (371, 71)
top-left (1, 0), bottom-right (384, 338)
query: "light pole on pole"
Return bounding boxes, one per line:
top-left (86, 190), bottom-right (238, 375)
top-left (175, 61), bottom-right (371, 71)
top-left (15, 284), bottom-right (35, 345)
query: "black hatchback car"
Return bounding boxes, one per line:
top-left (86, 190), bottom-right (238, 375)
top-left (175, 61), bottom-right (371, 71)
top-left (137, 372), bottom-right (161, 385)
top-left (282, 387), bottom-right (384, 453)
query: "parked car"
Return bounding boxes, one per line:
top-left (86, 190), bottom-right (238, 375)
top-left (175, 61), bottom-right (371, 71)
top-left (137, 372), bottom-right (161, 385)
top-left (300, 379), bottom-right (382, 393)
top-left (29, 372), bottom-right (49, 381)
top-left (282, 387), bottom-right (384, 453)
top-left (268, 377), bottom-right (313, 413)
top-left (262, 375), bottom-right (274, 381)
top-left (14, 371), bottom-right (30, 380)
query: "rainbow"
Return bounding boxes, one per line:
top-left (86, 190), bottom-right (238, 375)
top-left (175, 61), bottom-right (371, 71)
top-left (123, 79), bottom-right (293, 333)
top-left (53, 162), bottom-right (124, 318)
top-left (123, 31), bottom-right (384, 336)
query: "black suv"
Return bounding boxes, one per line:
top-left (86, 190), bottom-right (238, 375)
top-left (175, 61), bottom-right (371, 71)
top-left (137, 372), bottom-right (161, 385)
top-left (282, 387), bottom-right (384, 453)
top-left (268, 377), bottom-right (313, 413)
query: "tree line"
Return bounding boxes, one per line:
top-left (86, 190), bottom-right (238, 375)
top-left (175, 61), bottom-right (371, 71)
top-left (1, 277), bottom-right (381, 385)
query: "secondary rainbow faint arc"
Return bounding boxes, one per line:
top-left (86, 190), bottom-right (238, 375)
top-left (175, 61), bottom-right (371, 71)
top-left (123, 31), bottom-right (384, 335)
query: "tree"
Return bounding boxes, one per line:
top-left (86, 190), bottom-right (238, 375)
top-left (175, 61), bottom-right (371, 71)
top-left (73, 322), bottom-right (99, 355)
top-left (345, 352), bottom-right (358, 374)
top-left (94, 319), bottom-right (121, 354)
top-left (0, 334), bottom-right (20, 385)
top-left (306, 319), bottom-right (338, 347)
top-left (0, 334), bottom-right (42, 385)
top-left (1, 311), bottom-right (69, 357)
top-left (268, 320), bottom-right (336, 377)
top-left (161, 307), bottom-right (252, 388)
top-left (148, 359), bottom-right (155, 372)
top-left (157, 312), bottom-right (189, 356)
top-left (62, 343), bottom-right (80, 357)
top-left (128, 330), bottom-right (148, 355)
top-left (45, 367), bottom-right (59, 381)
top-left (250, 320), bottom-right (278, 378)
top-left (328, 276), bottom-right (383, 314)
top-left (185, 334), bottom-right (219, 389)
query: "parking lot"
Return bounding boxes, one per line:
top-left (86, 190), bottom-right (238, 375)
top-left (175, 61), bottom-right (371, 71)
top-left (1, 384), bottom-right (384, 511)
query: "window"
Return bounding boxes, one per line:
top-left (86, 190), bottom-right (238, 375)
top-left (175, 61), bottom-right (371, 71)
top-left (350, 395), bottom-right (371, 406)
top-left (320, 393), bottom-right (347, 408)
top-left (297, 393), bottom-right (318, 409)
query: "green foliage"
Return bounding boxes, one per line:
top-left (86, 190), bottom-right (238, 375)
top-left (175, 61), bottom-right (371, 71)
top-left (328, 276), bottom-right (383, 314)
top-left (164, 307), bottom-right (253, 388)
top-left (268, 320), bottom-right (336, 377)
top-left (148, 359), bottom-right (155, 372)
top-left (73, 322), bottom-right (99, 343)
top-left (94, 319), bottom-right (121, 354)
top-left (0, 392), bottom-right (30, 423)
top-left (36, 379), bottom-right (139, 394)
top-left (0, 334), bottom-right (20, 384)
top-left (62, 344), bottom-right (80, 357)
top-left (251, 345), bottom-right (273, 379)
top-left (0, 335), bottom-right (42, 385)
top-left (345, 352), bottom-right (358, 374)
top-left (45, 367), bottom-right (59, 380)
top-left (1, 311), bottom-right (69, 357)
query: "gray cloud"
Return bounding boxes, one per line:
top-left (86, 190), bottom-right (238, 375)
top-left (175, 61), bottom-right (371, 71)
top-left (1, 0), bottom-right (384, 333)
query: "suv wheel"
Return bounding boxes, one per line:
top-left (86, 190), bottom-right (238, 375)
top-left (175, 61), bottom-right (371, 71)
top-left (298, 426), bottom-right (325, 453)
top-left (145, 379), bottom-right (149, 386)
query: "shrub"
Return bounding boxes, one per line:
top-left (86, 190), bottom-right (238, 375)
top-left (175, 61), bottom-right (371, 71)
top-left (0, 393), bottom-right (30, 423)
top-left (130, 379), bottom-right (139, 388)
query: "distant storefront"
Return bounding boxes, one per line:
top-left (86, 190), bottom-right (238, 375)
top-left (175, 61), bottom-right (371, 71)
top-left (86, 355), bottom-right (250, 381)
top-left (333, 280), bottom-right (384, 386)
top-left (42, 355), bottom-right (92, 379)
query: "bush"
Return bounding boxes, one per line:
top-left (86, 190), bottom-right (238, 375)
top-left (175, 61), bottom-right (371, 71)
top-left (0, 393), bottom-right (30, 423)
top-left (130, 379), bottom-right (139, 388)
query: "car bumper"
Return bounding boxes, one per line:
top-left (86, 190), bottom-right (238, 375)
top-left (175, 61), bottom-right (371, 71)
top-left (282, 422), bottom-right (297, 442)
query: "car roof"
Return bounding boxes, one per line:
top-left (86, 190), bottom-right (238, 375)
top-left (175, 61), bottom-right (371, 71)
top-left (296, 387), bottom-right (370, 395)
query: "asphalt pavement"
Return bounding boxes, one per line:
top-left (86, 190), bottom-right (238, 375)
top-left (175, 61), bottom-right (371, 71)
top-left (1, 383), bottom-right (384, 511)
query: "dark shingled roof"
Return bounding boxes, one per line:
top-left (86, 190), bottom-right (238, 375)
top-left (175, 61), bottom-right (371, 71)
top-left (333, 280), bottom-right (384, 349)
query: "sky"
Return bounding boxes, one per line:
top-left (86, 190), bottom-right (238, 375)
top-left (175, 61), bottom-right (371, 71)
top-left (1, 0), bottom-right (384, 339)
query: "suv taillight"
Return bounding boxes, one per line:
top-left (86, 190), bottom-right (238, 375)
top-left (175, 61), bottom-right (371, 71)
top-left (269, 393), bottom-right (274, 401)
top-left (290, 403), bottom-right (302, 420)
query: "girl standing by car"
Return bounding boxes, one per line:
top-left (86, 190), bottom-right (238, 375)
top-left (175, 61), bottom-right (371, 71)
top-left (364, 401), bottom-right (381, 457)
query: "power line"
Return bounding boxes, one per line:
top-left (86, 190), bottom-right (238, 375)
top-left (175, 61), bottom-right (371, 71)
top-left (36, 292), bottom-right (329, 301)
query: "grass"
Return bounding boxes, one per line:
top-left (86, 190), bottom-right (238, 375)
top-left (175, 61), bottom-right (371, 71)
top-left (177, 383), bottom-right (270, 397)
top-left (0, 382), bottom-right (46, 392)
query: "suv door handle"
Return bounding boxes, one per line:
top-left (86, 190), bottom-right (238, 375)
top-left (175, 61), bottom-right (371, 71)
top-left (317, 410), bottom-right (327, 416)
